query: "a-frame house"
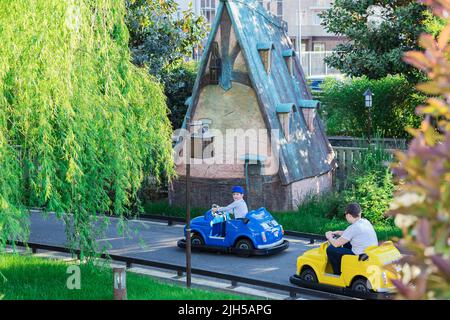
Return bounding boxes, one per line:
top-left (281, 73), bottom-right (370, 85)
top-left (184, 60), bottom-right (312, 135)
top-left (169, 0), bottom-right (336, 211)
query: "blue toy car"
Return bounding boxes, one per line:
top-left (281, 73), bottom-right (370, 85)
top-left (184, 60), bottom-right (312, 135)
top-left (177, 207), bottom-right (289, 256)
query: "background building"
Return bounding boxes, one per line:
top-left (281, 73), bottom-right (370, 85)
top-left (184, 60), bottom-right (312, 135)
top-left (177, 0), bottom-right (346, 76)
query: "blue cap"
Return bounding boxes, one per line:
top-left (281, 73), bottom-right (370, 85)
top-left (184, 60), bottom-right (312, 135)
top-left (232, 186), bottom-right (244, 194)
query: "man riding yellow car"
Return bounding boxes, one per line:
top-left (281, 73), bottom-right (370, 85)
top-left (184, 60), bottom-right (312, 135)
top-left (290, 203), bottom-right (402, 299)
top-left (290, 240), bottom-right (402, 299)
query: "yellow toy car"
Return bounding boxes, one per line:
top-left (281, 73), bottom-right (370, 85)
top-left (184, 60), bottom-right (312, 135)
top-left (290, 241), bottom-right (402, 299)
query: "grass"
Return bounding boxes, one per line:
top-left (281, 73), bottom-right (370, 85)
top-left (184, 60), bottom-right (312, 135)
top-left (143, 197), bottom-right (402, 241)
top-left (0, 253), bottom-right (252, 300)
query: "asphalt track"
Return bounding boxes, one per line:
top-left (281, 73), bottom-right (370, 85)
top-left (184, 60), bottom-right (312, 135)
top-left (29, 211), bottom-right (322, 289)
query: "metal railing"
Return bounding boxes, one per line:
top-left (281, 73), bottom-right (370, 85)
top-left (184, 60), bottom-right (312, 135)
top-left (299, 51), bottom-right (341, 77)
top-left (6, 240), bottom-right (354, 300)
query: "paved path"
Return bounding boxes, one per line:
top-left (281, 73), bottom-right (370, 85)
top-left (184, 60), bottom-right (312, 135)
top-left (29, 211), bottom-right (321, 287)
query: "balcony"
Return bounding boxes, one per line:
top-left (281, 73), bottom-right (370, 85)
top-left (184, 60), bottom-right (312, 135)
top-left (299, 51), bottom-right (341, 77)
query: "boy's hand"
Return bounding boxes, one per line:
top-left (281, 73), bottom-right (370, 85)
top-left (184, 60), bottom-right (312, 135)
top-left (325, 231), bottom-right (333, 239)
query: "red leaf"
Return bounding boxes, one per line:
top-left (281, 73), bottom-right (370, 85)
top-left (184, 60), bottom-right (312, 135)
top-left (417, 218), bottom-right (431, 247)
top-left (431, 255), bottom-right (450, 278)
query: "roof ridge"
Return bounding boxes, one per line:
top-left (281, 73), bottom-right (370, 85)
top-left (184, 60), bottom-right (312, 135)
top-left (230, 0), bottom-right (285, 30)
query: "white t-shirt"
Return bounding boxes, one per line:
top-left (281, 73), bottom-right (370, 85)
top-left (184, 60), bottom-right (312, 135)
top-left (342, 218), bottom-right (378, 255)
top-left (218, 199), bottom-right (248, 219)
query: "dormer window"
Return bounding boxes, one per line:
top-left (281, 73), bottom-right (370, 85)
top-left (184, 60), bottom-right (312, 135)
top-left (283, 49), bottom-right (295, 76)
top-left (210, 42), bottom-right (221, 84)
top-left (276, 103), bottom-right (296, 142)
top-left (257, 42), bottom-right (274, 73)
top-left (299, 99), bottom-right (320, 132)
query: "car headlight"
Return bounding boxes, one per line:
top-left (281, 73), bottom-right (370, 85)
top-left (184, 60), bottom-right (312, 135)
top-left (261, 231), bottom-right (267, 242)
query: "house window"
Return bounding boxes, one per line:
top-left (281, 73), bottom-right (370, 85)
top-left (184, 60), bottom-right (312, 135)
top-left (276, 103), bottom-right (296, 142)
top-left (276, 0), bottom-right (283, 19)
top-left (299, 99), bottom-right (320, 132)
top-left (313, 42), bottom-right (325, 52)
top-left (201, 0), bottom-right (216, 24)
top-left (301, 42), bottom-right (307, 52)
top-left (257, 42), bottom-right (273, 73)
top-left (209, 41), bottom-right (221, 84)
top-left (313, 13), bottom-right (323, 25)
top-left (283, 49), bottom-right (294, 76)
top-left (190, 119), bottom-right (214, 159)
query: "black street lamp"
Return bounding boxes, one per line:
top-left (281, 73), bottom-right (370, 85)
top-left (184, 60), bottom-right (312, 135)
top-left (185, 116), bottom-right (192, 288)
top-left (363, 89), bottom-right (373, 144)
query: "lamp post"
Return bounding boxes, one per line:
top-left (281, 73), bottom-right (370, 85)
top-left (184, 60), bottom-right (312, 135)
top-left (297, 2), bottom-right (302, 56)
top-left (113, 267), bottom-right (127, 300)
top-left (185, 116), bottom-right (192, 288)
top-left (363, 89), bottom-right (373, 144)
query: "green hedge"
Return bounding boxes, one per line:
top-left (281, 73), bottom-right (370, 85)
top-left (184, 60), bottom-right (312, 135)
top-left (320, 75), bottom-right (425, 138)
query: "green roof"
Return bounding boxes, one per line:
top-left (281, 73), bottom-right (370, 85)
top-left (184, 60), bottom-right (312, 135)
top-left (276, 103), bottom-right (294, 113)
top-left (282, 49), bottom-right (295, 57)
top-left (257, 42), bottom-right (274, 51)
top-left (299, 99), bottom-right (320, 108)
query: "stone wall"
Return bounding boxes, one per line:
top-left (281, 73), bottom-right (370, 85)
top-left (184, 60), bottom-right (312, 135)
top-left (289, 170), bottom-right (333, 209)
top-left (168, 174), bottom-right (292, 212)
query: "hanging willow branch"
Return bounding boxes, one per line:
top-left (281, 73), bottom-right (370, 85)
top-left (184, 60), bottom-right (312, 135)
top-left (0, 0), bottom-right (175, 257)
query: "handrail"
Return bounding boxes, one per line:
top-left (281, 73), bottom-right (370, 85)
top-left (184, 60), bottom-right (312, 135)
top-left (123, 213), bottom-right (328, 243)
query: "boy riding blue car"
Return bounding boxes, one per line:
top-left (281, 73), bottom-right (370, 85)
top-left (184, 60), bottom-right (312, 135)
top-left (177, 186), bottom-right (289, 256)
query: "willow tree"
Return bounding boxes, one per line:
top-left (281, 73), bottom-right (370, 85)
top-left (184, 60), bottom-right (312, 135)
top-left (0, 0), bottom-right (174, 256)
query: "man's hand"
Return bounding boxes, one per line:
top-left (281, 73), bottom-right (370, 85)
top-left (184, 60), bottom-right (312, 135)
top-left (325, 231), bottom-right (333, 240)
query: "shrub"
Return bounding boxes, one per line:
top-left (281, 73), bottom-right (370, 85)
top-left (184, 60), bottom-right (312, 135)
top-left (340, 143), bottom-right (395, 225)
top-left (320, 75), bottom-right (426, 138)
top-left (387, 0), bottom-right (450, 299)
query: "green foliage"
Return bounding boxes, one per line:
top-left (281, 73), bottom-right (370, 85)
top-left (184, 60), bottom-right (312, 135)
top-left (125, 0), bottom-right (207, 78)
top-left (320, 0), bottom-right (428, 82)
top-left (0, 0), bottom-right (174, 256)
top-left (320, 75), bottom-right (426, 138)
top-left (0, 253), bottom-right (250, 300)
top-left (161, 61), bottom-right (199, 129)
top-left (423, 9), bottom-right (446, 37)
top-left (341, 142), bottom-right (395, 226)
top-left (125, 1), bottom-right (204, 129)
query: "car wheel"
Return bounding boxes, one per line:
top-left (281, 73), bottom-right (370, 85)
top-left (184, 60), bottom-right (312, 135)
top-left (351, 278), bottom-right (372, 293)
top-left (300, 268), bottom-right (318, 283)
top-left (235, 239), bottom-right (253, 257)
top-left (191, 234), bottom-right (204, 246)
top-left (236, 239), bottom-right (253, 250)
